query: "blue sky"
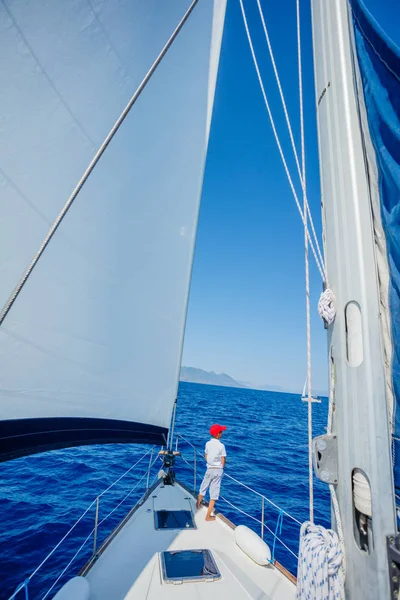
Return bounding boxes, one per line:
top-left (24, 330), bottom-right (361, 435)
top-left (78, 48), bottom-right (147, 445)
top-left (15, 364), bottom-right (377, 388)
top-left (182, 0), bottom-right (398, 393)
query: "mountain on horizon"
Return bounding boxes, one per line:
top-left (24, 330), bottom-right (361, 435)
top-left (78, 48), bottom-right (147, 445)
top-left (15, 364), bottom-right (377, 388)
top-left (180, 367), bottom-right (328, 396)
top-left (180, 367), bottom-right (245, 388)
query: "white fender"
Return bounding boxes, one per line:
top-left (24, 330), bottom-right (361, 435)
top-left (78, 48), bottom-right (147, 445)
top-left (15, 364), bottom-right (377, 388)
top-left (52, 576), bottom-right (90, 600)
top-left (234, 525), bottom-right (272, 566)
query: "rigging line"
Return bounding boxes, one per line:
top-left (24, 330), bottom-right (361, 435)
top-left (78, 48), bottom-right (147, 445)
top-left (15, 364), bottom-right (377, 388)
top-left (28, 446), bottom-right (154, 581)
top-left (29, 498), bottom-right (97, 580)
top-left (255, 0), bottom-right (325, 276)
top-left (327, 362), bottom-right (346, 580)
top-left (0, 0), bottom-right (201, 328)
top-left (295, 0), bottom-right (314, 522)
top-left (97, 468), bottom-right (149, 528)
top-left (296, 0), bottom-right (306, 206)
top-left (180, 448), bottom-right (303, 526)
top-left (42, 526), bottom-right (96, 600)
top-left (239, 0), bottom-right (326, 282)
top-left (219, 495), bottom-right (299, 560)
top-left (98, 446), bottom-right (155, 498)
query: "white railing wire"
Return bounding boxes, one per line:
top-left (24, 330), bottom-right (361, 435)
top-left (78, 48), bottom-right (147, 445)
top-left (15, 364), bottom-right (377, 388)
top-left (12, 435), bottom-right (302, 599)
top-left (177, 434), bottom-right (300, 560)
top-left (42, 528), bottom-right (96, 600)
top-left (97, 455), bottom-right (160, 529)
top-left (42, 453), bottom-right (161, 600)
top-left (178, 434), bottom-right (301, 525)
top-left (10, 446), bottom-right (157, 600)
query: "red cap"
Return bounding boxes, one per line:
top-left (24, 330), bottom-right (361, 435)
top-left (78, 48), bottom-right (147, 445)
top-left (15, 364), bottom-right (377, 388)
top-left (210, 424), bottom-right (227, 436)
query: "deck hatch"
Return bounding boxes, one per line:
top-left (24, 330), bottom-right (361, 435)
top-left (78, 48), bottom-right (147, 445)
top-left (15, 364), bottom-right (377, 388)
top-left (160, 549), bottom-right (221, 583)
top-left (154, 509), bottom-right (196, 530)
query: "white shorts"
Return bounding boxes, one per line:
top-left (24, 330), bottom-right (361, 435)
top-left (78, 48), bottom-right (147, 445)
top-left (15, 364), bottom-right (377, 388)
top-left (199, 468), bottom-right (223, 500)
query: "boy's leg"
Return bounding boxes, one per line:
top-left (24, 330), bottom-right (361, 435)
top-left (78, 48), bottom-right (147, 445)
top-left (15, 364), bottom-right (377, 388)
top-left (197, 470), bottom-right (211, 509)
top-left (205, 500), bottom-right (216, 521)
top-left (206, 470), bottom-right (223, 521)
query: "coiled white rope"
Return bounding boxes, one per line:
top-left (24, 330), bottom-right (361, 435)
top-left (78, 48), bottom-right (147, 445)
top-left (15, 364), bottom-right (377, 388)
top-left (318, 288), bottom-right (336, 327)
top-left (296, 522), bottom-right (345, 600)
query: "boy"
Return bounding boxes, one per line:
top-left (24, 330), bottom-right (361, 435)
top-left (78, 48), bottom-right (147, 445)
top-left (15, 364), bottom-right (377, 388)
top-left (196, 424), bottom-right (227, 521)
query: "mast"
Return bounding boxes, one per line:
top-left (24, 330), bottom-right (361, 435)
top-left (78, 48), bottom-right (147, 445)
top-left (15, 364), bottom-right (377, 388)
top-left (311, 0), bottom-right (396, 598)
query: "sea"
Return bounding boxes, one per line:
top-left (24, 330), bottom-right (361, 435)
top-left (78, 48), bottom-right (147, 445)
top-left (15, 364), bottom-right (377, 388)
top-left (0, 382), bottom-right (330, 599)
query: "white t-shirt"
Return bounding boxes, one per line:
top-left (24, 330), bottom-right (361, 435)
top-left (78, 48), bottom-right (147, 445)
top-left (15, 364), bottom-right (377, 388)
top-left (205, 438), bottom-right (226, 468)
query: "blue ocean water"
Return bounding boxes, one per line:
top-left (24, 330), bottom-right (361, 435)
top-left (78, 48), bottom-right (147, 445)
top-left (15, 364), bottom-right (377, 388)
top-left (0, 383), bottom-right (329, 599)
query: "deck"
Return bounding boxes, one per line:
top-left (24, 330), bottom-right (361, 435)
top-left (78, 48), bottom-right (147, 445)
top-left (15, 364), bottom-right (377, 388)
top-left (83, 479), bottom-right (296, 599)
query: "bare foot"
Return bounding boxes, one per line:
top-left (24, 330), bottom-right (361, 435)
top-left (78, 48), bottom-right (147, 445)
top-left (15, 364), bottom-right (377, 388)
top-left (205, 516), bottom-right (216, 521)
top-left (196, 502), bottom-right (201, 509)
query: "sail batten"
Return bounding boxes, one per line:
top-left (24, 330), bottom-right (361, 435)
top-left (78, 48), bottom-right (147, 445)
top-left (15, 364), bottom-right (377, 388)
top-left (0, 0), bottom-right (227, 458)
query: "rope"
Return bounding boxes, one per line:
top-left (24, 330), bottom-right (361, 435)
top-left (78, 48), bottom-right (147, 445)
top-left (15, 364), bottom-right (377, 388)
top-left (305, 208), bottom-right (314, 524)
top-left (183, 447), bottom-right (300, 559)
top-left (243, 0), bottom-right (338, 339)
top-left (296, 2), bottom-right (344, 592)
top-left (97, 469), bottom-right (149, 527)
top-left (9, 447), bottom-right (156, 599)
top-left (28, 499), bottom-right (97, 580)
top-left (0, 0), bottom-right (201, 328)
top-left (255, 0), bottom-right (325, 276)
top-left (42, 456), bottom-right (161, 599)
top-left (179, 442), bottom-right (303, 526)
top-left (242, 0), bottom-right (344, 590)
top-left (179, 435), bottom-right (303, 526)
top-left (224, 472), bottom-right (303, 525)
top-left (327, 359), bottom-right (335, 434)
top-left (97, 453), bottom-right (160, 528)
top-left (42, 528), bottom-right (96, 599)
top-left (296, 522), bottom-right (345, 600)
top-left (269, 509), bottom-right (284, 563)
top-left (326, 360), bottom-right (346, 580)
top-left (218, 495), bottom-right (298, 560)
top-left (98, 446), bottom-right (154, 498)
top-left (294, 0), bottom-right (314, 523)
top-left (238, 0), bottom-right (326, 283)
top-left (318, 288), bottom-right (336, 327)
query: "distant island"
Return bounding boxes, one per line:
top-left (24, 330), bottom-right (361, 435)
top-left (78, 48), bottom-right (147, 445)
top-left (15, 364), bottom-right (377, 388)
top-left (180, 366), bottom-right (328, 397)
top-left (180, 367), bottom-right (245, 388)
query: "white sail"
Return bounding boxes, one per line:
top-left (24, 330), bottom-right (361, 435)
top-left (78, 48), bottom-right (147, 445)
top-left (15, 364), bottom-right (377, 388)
top-left (300, 378), bottom-right (321, 403)
top-left (0, 0), bottom-right (226, 459)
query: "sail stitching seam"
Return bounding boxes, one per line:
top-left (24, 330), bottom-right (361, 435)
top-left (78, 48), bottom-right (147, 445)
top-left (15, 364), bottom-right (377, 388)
top-left (0, 0), bottom-right (201, 328)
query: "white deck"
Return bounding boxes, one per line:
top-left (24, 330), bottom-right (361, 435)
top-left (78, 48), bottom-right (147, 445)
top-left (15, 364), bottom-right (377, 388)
top-left (85, 480), bottom-right (296, 599)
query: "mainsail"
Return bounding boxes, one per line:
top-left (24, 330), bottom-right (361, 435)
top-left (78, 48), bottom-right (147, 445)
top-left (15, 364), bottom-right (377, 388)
top-left (0, 0), bottom-right (226, 460)
top-left (349, 0), bottom-right (400, 514)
